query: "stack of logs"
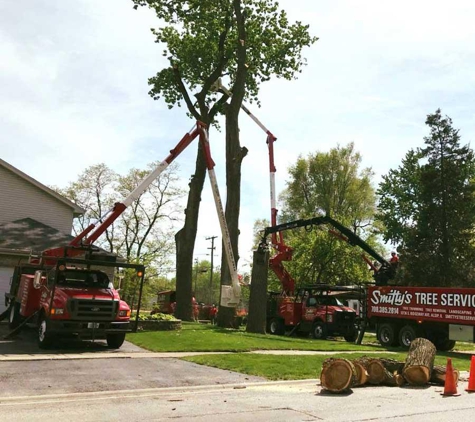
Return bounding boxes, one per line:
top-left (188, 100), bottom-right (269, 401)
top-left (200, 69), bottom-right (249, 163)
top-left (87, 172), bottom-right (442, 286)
top-left (320, 338), bottom-right (459, 393)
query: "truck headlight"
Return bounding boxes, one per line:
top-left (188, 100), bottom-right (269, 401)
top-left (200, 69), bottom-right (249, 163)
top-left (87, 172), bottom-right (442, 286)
top-left (51, 308), bottom-right (64, 315)
top-left (326, 314), bottom-right (333, 323)
top-left (119, 310), bottom-right (131, 317)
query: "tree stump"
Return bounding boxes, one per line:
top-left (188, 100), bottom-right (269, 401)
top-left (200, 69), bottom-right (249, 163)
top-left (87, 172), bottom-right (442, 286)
top-left (403, 337), bottom-right (436, 385)
top-left (430, 364), bottom-right (460, 385)
top-left (246, 249), bottom-right (269, 334)
top-left (320, 358), bottom-right (358, 393)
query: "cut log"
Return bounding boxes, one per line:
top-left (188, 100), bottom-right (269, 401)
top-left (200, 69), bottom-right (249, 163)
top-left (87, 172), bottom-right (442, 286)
top-left (403, 337), bottom-right (436, 385)
top-left (352, 361), bottom-right (368, 386)
top-left (430, 364), bottom-right (460, 386)
top-left (320, 358), bottom-right (358, 393)
top-left (352, 357), bottom-right (404, 386)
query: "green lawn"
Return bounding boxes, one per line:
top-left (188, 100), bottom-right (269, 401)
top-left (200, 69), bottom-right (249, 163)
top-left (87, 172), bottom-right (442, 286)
top-left (183, 351), bottom-right (474, 380)
top-left (127, 322), bottom-right (383, 352)
top-left (127, 323), bottom-right (475, 381)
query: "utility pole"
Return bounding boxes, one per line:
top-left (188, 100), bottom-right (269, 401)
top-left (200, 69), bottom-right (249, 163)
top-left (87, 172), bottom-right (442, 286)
top-left (194, 257), bottom-right (199, 295)
top-left (206, 236), bottom-right (217, 303)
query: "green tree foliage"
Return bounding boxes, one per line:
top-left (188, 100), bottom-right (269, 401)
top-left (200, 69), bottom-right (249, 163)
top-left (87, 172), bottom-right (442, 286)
top-left (131, 0), bottom-right (317, 324)
top-left (132, 0), bottom-right (317, 114)
top-left (277, 143), bottom-right (382, 286)
top-left (378, 109), bottom-right (475, 286)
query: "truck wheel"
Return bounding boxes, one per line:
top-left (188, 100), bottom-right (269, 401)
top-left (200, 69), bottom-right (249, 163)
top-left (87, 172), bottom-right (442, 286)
top-left (312, 321), bottom-right (327, 339)
top-left (38, 315), bottom-right (54, 349)
top-left (435, 338), bottom-right (456, 352)
top-left (268, 318), bottom-right (285, 335)
top-left (344, 326), bottom-right (358, 343)
top-left (8, 302), bottom-right (22, 329)
top-left (398, 325), bottom-right (419, 348)
top-left (106, 333), bottom-right (126, 349)
top-left (377, 323), bottom-right (398, 347)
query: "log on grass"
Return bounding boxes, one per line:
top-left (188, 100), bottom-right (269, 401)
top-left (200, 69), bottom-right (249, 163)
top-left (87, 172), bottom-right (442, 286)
top-left (320, 358), bottom-right (358, 393)
top-left (430, 364), bottom-right (460, 386)
top-left (402, 337), bottom-right (436, 385)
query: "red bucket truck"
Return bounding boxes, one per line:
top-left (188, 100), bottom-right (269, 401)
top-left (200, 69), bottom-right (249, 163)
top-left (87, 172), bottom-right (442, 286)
top-left (2, 121), bottom-right (241, 349)
top-left (6, 251), bottom-right (144, 349)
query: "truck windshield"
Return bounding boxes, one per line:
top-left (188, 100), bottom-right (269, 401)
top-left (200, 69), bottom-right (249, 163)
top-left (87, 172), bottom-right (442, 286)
top-left (316, 296), bottom-right (344, 306)
top-left (56, 270), bottom-right (110, 288)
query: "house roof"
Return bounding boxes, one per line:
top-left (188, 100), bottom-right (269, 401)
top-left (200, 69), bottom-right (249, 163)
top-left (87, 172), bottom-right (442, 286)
top-left (0, 218), bottom-right (75, 252)
top-left (0, 158), bottom-right (84, 216)
top-left (0, 218), bottom-right (116, 258)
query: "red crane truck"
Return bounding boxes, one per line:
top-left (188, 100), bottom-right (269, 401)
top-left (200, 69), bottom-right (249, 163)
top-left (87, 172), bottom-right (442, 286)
top-left (366, 285), bottom-right (475, 351)
top-left (262, 215), bottom-right (393, 340)
top-left (3, 121), bottom-right (241, 349)
top-left (263, 216), bottom-right (475, 351)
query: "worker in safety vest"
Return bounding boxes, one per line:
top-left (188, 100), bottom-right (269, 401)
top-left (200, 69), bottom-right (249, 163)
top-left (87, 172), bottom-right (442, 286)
top-left (390, 251), bottom-right (399, 265)
top-left (209, 304), bottom-right (218, 325)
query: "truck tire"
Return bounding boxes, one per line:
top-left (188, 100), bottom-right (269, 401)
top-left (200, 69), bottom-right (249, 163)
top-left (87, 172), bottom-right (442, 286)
top-left (398, 325), bottom-right (420, 348)
top-left (435, 338), bottom-right (456, 352)
top-left (312, 321), bottom-right (327, 339)
top-left (377, 323), bottom-right (398, 347)
top-left (268, 318), bottom-right (285, 335)
top-left (107, 333), bottom-right (126, 349)
top-left (344, 326), bottom-right (358, 343)
top-left (38, 315), bottom-right (54, 349)
top-left (8, 302), bottom-right (22, 329)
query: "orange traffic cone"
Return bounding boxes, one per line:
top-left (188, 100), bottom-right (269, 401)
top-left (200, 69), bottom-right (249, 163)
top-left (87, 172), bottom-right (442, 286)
top-left (442, 358), bottom-right (460, 396)
top-left (466, 355), bottom-right (475, 392)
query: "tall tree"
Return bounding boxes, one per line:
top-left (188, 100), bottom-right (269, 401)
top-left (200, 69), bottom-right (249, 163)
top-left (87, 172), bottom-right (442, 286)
top-left (277, 143), bottom-right (381, 286)
top-left (132, 0), bottom-right (317, 324)
top-left (378, 109), bottom-right (475, 286)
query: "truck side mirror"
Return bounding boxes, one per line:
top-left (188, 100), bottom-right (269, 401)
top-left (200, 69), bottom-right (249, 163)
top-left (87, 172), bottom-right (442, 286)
top-left (33, 271), bottom-right (43, 289)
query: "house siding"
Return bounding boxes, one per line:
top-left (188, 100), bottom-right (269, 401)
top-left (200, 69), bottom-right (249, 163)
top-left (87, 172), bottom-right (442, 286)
top-left (0, 165), bottom-right (73, 235)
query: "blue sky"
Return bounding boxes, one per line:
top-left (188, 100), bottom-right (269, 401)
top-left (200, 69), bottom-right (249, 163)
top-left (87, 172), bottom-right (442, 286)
top-left (2, 0), bottom-right (475, 272)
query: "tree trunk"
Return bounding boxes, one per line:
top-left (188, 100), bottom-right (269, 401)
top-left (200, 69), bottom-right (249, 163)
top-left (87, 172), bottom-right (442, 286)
top-left (320, 358), bottom-right (358, 393)
top-left (217, 101), bottom-right (248, 327)
top-left (402, 337), bottom-right (436, 385)
top-left (175, 146), bottom-right (207, 321)
top-left (430, 364), bottom-right (460, 385)
top-left (246, 248), bottom-right (269, 334)
top-left (217, 0), bottom-right (248, 327)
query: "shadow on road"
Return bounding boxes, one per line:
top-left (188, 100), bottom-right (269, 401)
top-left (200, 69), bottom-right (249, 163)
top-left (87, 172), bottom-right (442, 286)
top-left (0, 323), bottom-right (142, 355)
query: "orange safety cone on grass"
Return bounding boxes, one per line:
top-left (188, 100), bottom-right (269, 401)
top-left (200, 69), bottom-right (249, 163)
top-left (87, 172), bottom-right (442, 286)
top-left (442, 358), bottom-right (460, 396)
top-left (466, 355), bottom-right (475, 392)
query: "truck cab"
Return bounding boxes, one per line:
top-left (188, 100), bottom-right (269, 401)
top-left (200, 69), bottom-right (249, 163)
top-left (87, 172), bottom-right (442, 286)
top-left (6, 255), bottom-right (144, 350)
top-left (267, 285), bottom-right (359, 342)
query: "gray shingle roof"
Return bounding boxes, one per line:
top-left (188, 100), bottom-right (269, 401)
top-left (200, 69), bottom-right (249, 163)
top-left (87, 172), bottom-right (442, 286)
top-left (0, 218), bottom-right (74, 252)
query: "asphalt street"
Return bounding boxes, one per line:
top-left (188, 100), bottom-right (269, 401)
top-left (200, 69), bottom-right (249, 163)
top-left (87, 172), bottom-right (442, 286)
top-left (2, 323), bottom-right (475, 421)
top-left (3, 378), bottom-right (475, 421)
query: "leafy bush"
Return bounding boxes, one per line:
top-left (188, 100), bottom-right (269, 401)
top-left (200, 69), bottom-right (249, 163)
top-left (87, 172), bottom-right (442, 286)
top-left (131, 312), bottom-right (178, 321)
